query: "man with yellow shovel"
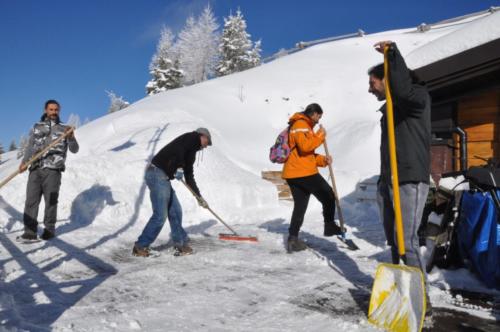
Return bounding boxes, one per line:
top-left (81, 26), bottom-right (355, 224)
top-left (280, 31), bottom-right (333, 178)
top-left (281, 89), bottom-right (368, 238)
top-left (368, 41), bottom-right (432, 327)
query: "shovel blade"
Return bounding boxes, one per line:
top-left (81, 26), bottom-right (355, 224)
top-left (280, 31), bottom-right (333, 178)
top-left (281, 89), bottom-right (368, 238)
top-left (368, 263), bottom-right (426, 332)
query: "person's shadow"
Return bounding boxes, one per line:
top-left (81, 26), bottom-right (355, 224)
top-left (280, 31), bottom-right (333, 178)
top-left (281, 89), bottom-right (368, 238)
top-left (57, 184), bottom-right (118, 236)
top-left (259, 218), bottom-right (373, 316)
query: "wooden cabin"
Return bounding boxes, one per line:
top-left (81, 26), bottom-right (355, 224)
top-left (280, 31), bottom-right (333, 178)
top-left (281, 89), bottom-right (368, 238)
top-left (415, 38), bottom-right (500, 183)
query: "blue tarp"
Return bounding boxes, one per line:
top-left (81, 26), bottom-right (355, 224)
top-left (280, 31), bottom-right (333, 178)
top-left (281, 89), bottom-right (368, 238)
top-left (458, 191), bottom-right (500, 289)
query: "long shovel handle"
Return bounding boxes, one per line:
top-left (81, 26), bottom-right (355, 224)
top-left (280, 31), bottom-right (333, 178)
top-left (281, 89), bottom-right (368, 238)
top-left (384, 45), bottom-right (406, 258)
top-left (323, 140), bottom-right (345, 232)
top-left (0, 127), bottom-right (75, 190)
top-left (179, 179), bottom-right (239, 235)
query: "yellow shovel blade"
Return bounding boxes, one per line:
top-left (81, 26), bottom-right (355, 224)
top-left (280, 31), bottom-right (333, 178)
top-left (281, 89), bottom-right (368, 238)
top-left (368, 263), bottom-right (426, 332)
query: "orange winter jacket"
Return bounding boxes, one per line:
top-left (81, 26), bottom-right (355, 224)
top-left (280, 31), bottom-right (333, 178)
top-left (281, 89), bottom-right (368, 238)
top-left (282, 113), bottom-right (327, 179)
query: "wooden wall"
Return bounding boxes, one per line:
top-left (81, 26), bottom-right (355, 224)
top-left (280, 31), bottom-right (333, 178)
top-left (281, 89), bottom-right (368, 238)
top-left (456, 87), bottom-right (500, 168)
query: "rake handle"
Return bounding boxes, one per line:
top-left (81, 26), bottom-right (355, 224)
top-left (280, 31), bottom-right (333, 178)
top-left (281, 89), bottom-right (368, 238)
top-left (179, 179), bottom-right (239, 235)
top-left (323, 139), bottom-right (345, 232)
top-left (0, 127), bottom-right (74, 190)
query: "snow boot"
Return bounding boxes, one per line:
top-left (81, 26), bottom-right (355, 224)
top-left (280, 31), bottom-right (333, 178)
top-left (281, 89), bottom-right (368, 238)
top-left (16, 233), bottom-right (40, 244)
top-left (41, 229), bottom-right (55, 240)
top-left (324, 222), bottom-right (342, 237)
top-left (287, 236), bottom-right (307, 253)
top-left (174, 244), bottom-right (193, 256)
top-left (132, 244), bottom-right (151, 257)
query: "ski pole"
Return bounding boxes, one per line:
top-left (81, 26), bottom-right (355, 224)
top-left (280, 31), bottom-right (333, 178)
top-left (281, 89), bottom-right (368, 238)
top-left (0, 127), bottom-right (75, 190)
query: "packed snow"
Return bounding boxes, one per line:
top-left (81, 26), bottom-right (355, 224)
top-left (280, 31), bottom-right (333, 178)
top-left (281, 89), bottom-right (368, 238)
top-left (1, 10), bottom-right (499, 332)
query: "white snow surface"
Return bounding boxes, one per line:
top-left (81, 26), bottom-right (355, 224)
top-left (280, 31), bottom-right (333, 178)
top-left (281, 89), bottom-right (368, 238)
top-left (1, 11), bottom-right (499, 332)
top-left (406, 10), bottom-right (500, 69)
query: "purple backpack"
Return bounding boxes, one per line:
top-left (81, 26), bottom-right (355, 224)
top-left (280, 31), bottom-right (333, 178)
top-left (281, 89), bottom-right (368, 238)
top-left (269, 127), bottom-right (293, 163)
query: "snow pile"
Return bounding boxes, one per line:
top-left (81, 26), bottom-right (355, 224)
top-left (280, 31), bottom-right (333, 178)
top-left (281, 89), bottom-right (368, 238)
top-left (1, 10), bottom-right (499, 331)
top-left (406, 10), bottom-right (500, 68)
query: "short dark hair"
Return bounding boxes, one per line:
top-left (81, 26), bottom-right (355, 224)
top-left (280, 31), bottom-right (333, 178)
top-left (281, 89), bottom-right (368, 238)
top-left (303, 103), bottom-right (323, 117)
top-left (368, 63), bottom-right (422, 84)
top-left (368, 63), bottom-right (384, 80)
top-left (44, 99), bottom-right (60, 109)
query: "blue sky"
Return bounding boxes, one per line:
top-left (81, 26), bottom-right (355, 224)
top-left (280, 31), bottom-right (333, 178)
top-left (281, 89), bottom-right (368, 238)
top-left (0, 0), bottom-right (497, 150)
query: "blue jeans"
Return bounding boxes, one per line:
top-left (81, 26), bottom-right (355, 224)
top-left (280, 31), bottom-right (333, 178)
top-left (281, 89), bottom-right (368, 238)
top-left (136, 167), bottom-right (188, 248)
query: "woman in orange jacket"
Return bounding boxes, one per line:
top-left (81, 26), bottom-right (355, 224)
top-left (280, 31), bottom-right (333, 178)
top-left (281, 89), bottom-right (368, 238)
top-left (283, 103), bottom-right (342, 252)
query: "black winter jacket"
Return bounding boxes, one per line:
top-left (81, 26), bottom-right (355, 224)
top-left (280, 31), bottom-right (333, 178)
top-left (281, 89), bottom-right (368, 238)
top-left (379, 43), bottom-right (431, 184)
top-left (152, 132), bottom-right (202, 196)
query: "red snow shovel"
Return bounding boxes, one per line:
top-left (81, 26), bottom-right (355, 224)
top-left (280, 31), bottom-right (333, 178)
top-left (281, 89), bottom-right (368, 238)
top-left (179, 179), bottom-right (258, 243)
top-left (0, 127), bottom-right (75, 190)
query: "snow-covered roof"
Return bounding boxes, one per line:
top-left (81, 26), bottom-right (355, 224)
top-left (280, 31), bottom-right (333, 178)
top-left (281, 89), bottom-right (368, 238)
top-left (407, 9), bottom-right (500, 69)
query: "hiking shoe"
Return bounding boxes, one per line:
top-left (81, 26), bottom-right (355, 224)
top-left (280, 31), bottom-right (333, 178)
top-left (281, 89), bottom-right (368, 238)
top-left (324, 222), bottom-right (342, 237)
top-left (287, 236), bottom-right (307, 253)
top-left (41, 229), bottom-right (55, 240)
top-left (16, 233), bottom-right (40, 243)
top-left (174, 244), bottom-right (193, 256)
top-left (132, 244), bottom-right (151, 257)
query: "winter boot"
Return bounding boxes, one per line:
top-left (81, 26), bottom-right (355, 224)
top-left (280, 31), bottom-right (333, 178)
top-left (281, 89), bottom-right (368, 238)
top-left (324, 222), bottom-right (342, 237)
top-left (174, 244), bottom-right (193, 256)
top-left (16, 233), bottom-right (40, 244)
top-left (287, 236), bottom-right (307, 253)
top-left (41, 229), bottom-right (55, 240)
top-left (132, 244), bottom-right (151, 257)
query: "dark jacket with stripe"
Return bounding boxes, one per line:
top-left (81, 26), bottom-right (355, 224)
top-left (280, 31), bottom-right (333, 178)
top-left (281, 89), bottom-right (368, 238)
top-left (152, 131), bottom-right (202, 196)
top-left (379, 43), bottom-right (431, 184)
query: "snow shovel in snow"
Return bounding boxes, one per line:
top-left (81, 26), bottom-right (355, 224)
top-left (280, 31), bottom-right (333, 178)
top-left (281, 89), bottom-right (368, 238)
top-left (322, 138), bottom-right (359, 250)
top-left (0, 127), bottom-right (75, 190)
top-left (179, 179), bottom-right (258, 243)
top-left (368, 45), bottom-right (426, 332)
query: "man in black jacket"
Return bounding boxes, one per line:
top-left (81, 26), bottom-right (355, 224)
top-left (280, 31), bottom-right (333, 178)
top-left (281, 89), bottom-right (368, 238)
top-left (133, 128), bottom-right (212, 257)
top-left (368, 41), bottom-right (432, 311)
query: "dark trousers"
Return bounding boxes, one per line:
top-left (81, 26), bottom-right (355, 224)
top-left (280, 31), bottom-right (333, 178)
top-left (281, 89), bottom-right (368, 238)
top-left (23, 168), bottom-right (62, 236)
top-left (286, 173), bottom-right (336, 237)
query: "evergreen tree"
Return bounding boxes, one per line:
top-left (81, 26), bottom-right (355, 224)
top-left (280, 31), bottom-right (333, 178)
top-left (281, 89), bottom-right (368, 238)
top-left (106, 91), bottom-right (130, 113)
top-left (9, 140), bottom-right (17, 151)
top-left (178, 4), bottom-right (219, 85)
top-left (146, 27), bottom-right (184, 95)
top-left (0, 143), bottom-right (4, 163)
top-left (67, 113), bottom-right (81, 128)
top-left (17, 135), bottom-right (28, 159)
top-left (216, 9), bottom-right (261, 77)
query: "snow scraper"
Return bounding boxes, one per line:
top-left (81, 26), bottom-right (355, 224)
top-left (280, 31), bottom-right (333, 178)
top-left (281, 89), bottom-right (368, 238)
top-left (179, 179), bottom-right (258, 243)
top-left (323, 138), bottom-right (359, 250)
top-left (0, 127), bottom-right (75, 190)
top-left (368, 45), bottom-right (426, 332)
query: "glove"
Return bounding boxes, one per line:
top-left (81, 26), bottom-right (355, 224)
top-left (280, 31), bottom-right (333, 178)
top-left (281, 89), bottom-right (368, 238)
top-left (197, 197), bottom-right (209, 209)
top-left (174, 168), bottom-right (184, 180)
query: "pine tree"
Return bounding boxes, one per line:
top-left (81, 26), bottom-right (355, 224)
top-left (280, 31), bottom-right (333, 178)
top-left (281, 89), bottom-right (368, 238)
top-left (146, 27), bottom-right (184, 95)
top-left (9, 140), bottom-right (17, 151)
top-left (106, 91), bottom-right (130, 113)
top-left (17, 135), bottom-right (28, 159)
top-left (0, 143), bottom-right (4, 163)
top-left (67, 113), bottom-right (81, 128)
top-left (178, 4), bottom-right (219, 85)
top-left (216, 9), bottom-right (261, 77)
